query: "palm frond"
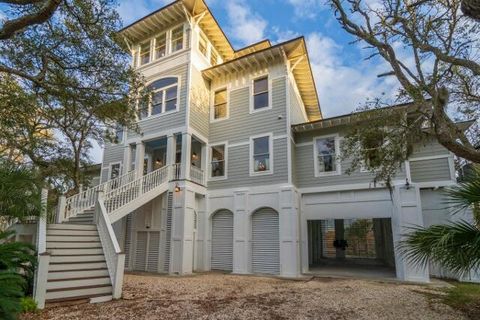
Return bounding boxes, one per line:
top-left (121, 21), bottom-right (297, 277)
top-left (443, 166), bottom-right (480, 218)
top-left (400, 221), bottom-right (480, 275)
top-left (0, 271), bottom-right (25, 320)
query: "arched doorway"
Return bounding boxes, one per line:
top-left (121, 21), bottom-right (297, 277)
top-left (211, 209), bottom-right (234, 271)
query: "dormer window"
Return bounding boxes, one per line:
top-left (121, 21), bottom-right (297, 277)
top-left (140, 41), bottom-right (151, 65)
top-left (171, 26), bottom-right (184, 53)
top-left (155, 33), bottom-right (167, 59)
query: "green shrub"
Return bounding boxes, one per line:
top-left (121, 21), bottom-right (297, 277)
top-left (20, 296), bottom-right (37, 313)
top-left (0, 272), bottom-right (26, 320)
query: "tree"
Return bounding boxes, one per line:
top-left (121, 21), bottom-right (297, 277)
top-left (329, 0), bottom-right (479, 183)
top-left (0, 0), bottom-right (145, 192)
top-left (401, 166), bottom-right (480, 275)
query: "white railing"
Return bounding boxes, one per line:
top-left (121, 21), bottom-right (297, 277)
top-left (104, 165), bottom-right (169, 215)
top-left (172, 163), bottom-right (182, 180)
top-left (34, 188), bottom-right (49, 309)
top-left (190, 166), bottom-right (205, 185)
top-left (64, 170), bottom-right (137, 220)
top-left (95, 191), bottom-right (125, 299)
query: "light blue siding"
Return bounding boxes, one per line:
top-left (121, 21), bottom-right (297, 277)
top-left (410, 158), bottom-right (452, 182)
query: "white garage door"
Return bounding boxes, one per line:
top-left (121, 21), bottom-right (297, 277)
top-left (211, 210), bottom-right (234, 271)
top-left (252, 208), bottom-right (280, 275)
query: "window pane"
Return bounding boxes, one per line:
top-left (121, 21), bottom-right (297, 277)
top-left (316, 138), bottom-right (336, 156)
top-left (318, 155), bottom-right (336, 173)
top-left (254, 155), bottom-right (270, 172)
top-left (214, 103), bottom-right (227, 119)
top-left (214, 90), bottom-right (227, 105)
top-left (140, 42), bottom-right (150, 65)
top-left (138, 99), bottom-right (149, 119)
top-left (110, 164), bottom-right (120, 179)
top-left (254, 77), bottom-right (268, 94)
top-left (211, 145), bottom-right (225, 177)
top-left (149, 77), bottom-right (177, 91)
top-left (151, 91), bottom-right (163, 115)
top-left (171, 26), bottom-right (183, 52)
top-left (115, 126), bottom-right (123, 142)
top-left (253, 136), bottom-right (269, 155)
top-left (155, 34), bottom-right (166, 59)
top-left (166, 86), bottom-right (177, 100)
top-left (253, 92), bottom-right (268, 110)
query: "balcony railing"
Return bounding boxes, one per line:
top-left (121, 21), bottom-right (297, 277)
top-left (190, 166), bottom-right (205, 186)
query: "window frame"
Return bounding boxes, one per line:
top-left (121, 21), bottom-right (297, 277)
top-left (114, 125), bottom-right (124, 144)
top-left (138, 39), bottom-right (152, 66)
top-left (170, 24), bottom-right (185, 54)
top-left (313, 134), bottom-right (341, 177)
top-left (210, 86), bottom-right (229, 122)
top-left (249, 133), bottom-right (273, 176)
top-left (137, 76), bottom-right (181, 121)
top-left (208, 142), bottom-right (228, 181)
top-left (154, 32), bottom-right (167, 60)
top-left (249, 74), bottom-right (272, 114)
top-left (108, 161), bottom-right (122, 181)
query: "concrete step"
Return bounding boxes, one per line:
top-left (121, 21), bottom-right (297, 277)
top-left (46, 276), bottom-right (111, 290)
top-left (47, 241), bottom-right (101, 249)
top-left (45, 284), bottom-right (112, 301)
top-left (49, 224), bottom-right (97, 231)
top-left (46, 293), bottom-right (112, 305)
top-left (49, 261), bottom-right (107, 271)
top-left (48, 268), bottom-right (109, 280)
top-left (47, 229), bottom-right (98, 236)
top-left (50, 254), bottom-right (105, 263)
top-left (48, 248), bottom-right (104, 256)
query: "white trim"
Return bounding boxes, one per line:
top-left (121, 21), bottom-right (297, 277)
top-left (448, 153), bottom-right (456, 181)
top-left (408, 154), bottom-right (451, 162)
top-left (416, 180), bottom-right (457, 188)
top-left (404, 160), bottom-right (412, 183)
top-left (208, 141), bottom-right (228, 181)
top-left (298, 180), bottom-right (406, 194)
top-left (249, 133), bottom-right (274, 176)
top-left (249, 73), bottom-right (272, 114)
top-left (210, 86), bottom-right (230, 122)
top-left (273, 134), bottom-right (288, 140)
top-left (313, 134), bottom-right (341, 177)
top-left (228, 141), bottom-right (249, 148)
top-left (296, 141), bottom-right (313, 147)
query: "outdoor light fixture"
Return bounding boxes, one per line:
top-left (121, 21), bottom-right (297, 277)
top-left (175, 183), bottom-right (181, 192)
top-left (192, 152), bottom-right (198, 161)
top-left (405, 178), bottom-right (410, 190)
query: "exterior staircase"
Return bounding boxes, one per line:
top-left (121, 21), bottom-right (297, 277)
top-left (34, 165), bottom-right (173, 308)
top-left (45, 224), bottom-right (112, 304)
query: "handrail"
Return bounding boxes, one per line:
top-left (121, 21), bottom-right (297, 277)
top-left (104, 165), bottom-right (170, 215)
top-left (64, 170), bottom-right (136, 220)
top-left (95, 191), bottom-right (125, 299)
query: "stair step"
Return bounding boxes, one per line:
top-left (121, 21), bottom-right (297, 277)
top-left (68, 221), bottom-right (94, 225)
top-left (49, 224), bottom-right (97, 231)
top-left (47, 229), bottom-right (98, 236)
top-left (46, 293), bottom-right (112, 304)
top-left (49, 261), bottom-right (107, 271)
top-left (45, 284), bottom-right (112, 301)
top-left (47, 235), bottom-right (100, 242)
top-left (48, 248), bottom-right (104, 255)
top-left (50, 254), bottom-right (105, 263)
top-left (47, 276), bottom-right (111, 290)
top-left (48, 268), bottom-right (109, 280)
top-left (47, 241), bottom-right (101, 249)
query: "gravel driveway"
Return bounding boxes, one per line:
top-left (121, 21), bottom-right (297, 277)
top-left (23, 273), bottom-right (466, 320)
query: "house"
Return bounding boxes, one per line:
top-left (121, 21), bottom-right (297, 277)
top-left (30, 0), bottom-right (471, 308)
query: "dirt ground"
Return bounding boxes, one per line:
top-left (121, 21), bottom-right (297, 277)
top-left (22, 273), bottom-right (467, 320)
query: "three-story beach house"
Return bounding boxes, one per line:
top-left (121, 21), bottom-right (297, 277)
top-left (29, 0), bottom-right (470, 308)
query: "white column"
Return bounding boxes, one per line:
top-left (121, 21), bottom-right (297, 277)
top-left (392, 184), bottom-right (429, 282)
top-left (122, 145), bottom-right (131, 175)
top-left (134, 141), bottom-right (145, 177)
top-left (166, 134), bottom-right (175, 166)
top-left (233, 190), bottom-right (249, 274)
top-left (201, 144), bottom-right (207, 183)
top-left (279, 187), bottom-right (301, 277)
top-left (181, 133), bottom-right (192, 180)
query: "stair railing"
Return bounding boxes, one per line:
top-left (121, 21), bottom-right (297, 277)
top-left (95, 190), bottom-right (125, 299)
top-left (104, 165), bottom-right (170, 215)
top-left (64, 170), bottom-right (137, 220)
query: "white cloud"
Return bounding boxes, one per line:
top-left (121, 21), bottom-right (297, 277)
top-left (271, 27), bottom-right (300, 44)
top-left (117, 0), bottom-right (172, 25)
top-left (286, 0), bottom-right (325, 19)
top-left (306, 32), bottom-right (400, 117)
top-left (224, 0), bottom-right (267, 47)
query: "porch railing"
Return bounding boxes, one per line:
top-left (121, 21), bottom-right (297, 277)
top-left (190, 166), bottom-right (205, 186)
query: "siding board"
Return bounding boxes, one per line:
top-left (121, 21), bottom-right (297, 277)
top-left (410, 158), bottom-right (451, 182)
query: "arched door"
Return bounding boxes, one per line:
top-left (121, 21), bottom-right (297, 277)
top-left (211, 210), bottom-right (234, 271)
top-left (251, 208), bottom-right (280, 274)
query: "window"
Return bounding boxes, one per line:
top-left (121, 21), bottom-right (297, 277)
top-left (314, 136), bottom-right (340, 176)
top-left (199, 33), bottom-right (208, 57)
top-left (155, 33), bottom-right (167, 59)
top-left (251, 135), bottom-right (272, 174)
top-left (213, 89), bottom-right (227, 120)
top-left (109, 163), bottom-right (121, 180)
top-left (210, 144), bottom-right (226, 178)
top-left (252, 76), bottom-right (269, 111)
top-left (139, 41), bottom-right (151, 65)
top-left (171, 26), bottom-right (184, 53)
top-left (210, 49), bottom-right (218, 66)
top-left (139, 77), bottom-right (179, 119)
top-left (115, 126), bottom-right (123, 143)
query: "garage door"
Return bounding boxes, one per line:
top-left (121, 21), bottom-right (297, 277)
top-left (252, 208), bottom-right (280, 274)
top-left (211, 210), bottom-right (234, 271)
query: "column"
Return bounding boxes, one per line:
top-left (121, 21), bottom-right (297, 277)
top-left (279, 187), bottom-right (301, 277)
top-left (233, 190), bottom-right (249, 274)
top-left (181, 133), bottom-right (192, 180)
top-left (134, 141), bottom-right (145, 177)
